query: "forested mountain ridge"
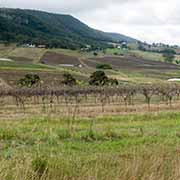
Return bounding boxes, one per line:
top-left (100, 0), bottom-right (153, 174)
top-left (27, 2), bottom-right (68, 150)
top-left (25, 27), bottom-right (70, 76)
top-left (0, 8), bottom-right (137, 49)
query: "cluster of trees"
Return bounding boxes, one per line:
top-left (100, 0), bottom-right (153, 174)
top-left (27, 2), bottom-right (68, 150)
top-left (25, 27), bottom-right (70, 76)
top-left (17, 71), bottom-right (119, 88)
top-left (138, 42), bottom-right (177, 64)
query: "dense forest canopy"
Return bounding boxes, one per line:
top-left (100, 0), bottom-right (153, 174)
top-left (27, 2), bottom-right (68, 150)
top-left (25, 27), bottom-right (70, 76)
top-left (0, 8), bottom-right (137, 49)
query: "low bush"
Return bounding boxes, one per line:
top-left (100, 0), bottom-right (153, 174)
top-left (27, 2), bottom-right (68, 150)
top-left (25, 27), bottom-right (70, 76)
top-left (96, 64), bottom-right (112, 70)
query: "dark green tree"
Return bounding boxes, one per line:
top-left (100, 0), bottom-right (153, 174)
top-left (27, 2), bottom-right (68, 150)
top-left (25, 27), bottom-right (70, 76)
top-left (96, 64), bottom-right (112, 70)
top-left (62, 72), bottom-right (77, 86)
top-left (93, 52), bottom-right (98, 56)
top-left (17, 74), bottom-right (40, 88)
top-left (89, 71), bottom-right (109, 86)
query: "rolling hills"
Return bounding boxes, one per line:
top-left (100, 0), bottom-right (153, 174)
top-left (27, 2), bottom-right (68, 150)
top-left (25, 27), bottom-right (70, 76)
top-left (0, 8), bottom-right (180, 86)
top-left (0, 8), bottom-right (137, 49)
top-left (1, 43), bottom-right (180, 86)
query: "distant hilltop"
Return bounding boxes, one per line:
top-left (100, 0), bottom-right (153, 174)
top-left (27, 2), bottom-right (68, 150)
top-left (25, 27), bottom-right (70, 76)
top-left (0, 8), bottom-right (138, 50)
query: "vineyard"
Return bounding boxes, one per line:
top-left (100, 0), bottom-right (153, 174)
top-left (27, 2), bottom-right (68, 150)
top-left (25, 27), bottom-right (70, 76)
top-left (1, 83), bottom-right (180, 119)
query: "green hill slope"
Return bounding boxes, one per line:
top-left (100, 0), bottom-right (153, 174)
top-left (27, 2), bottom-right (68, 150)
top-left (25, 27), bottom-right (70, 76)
top-left (0, 8), bottom-right (137, 49)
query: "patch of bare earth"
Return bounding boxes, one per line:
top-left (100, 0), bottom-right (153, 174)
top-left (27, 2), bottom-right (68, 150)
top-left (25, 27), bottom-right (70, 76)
top-left (41, 51), bottom-right (82, 66)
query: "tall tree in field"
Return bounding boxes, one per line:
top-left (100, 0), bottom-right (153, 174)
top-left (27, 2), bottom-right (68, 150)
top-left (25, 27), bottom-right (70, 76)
top-left (89, 71), bottom-right (109, 86)
top-left (89, 71), bottom-right (118, 86)
top-left (62, 72), bottom-right (77, 86)
top-left (17, 74), bottom-right (40, 88)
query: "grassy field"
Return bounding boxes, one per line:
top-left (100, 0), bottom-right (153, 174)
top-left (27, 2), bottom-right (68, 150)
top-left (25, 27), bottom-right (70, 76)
top-left (0, 112), bottom-right (180, 179)
top-left (1, 44), bottom-right (180, 179)
top-left (129, 50), bottom-right (164, 61)
top-left (0, 61), bottom-right (56, 71)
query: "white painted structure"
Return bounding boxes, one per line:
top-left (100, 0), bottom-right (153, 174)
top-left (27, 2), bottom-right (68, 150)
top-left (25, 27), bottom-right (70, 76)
top-left (168, 78), bottom-right (180, 82)
top-left (59, 64), bottom-right (74, 67)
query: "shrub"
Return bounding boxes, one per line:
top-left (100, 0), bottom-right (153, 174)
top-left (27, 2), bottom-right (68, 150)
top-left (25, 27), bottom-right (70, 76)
top-left (61, 72), bottom-right (77, 86)
top-left (93, 52), bottom-right (98, 56)
top-left (176, 60), bottom-right (180, 65)
top-left (89, 71), bottom-right (109, 86)
top-left (96, 64), bottom-right (112, 70)
top-left (89, 71), bottom-right (118, 86)
top-left (80, 130), bottom-right (98, 142)
top-left (17, 74), bottom-right (40, 88)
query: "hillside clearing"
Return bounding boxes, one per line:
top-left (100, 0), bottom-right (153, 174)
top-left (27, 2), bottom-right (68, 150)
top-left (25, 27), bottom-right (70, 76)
top-left (41, 52), bottom-right (82, 66)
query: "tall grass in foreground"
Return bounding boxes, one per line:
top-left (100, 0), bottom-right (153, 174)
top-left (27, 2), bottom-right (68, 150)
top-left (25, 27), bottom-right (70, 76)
top-left (0, 147), bottom-right (180, 180)
top-left (0, 112), bottom-right (180, 179)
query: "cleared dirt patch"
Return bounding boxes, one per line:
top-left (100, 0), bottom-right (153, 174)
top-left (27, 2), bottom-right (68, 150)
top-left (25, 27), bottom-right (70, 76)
top-left (86, 56), bottom-right (180, 70)
top-left (41, 52), bottom-right (82, 67)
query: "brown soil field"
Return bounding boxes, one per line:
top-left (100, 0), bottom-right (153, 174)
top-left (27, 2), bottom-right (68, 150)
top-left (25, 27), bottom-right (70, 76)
top-left (41, 51), bottom-right (82, 66)
top-left (86, 56), bottom-right (180, 70)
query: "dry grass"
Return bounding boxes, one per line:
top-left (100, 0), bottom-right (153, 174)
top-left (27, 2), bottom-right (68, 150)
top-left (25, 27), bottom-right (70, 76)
top-left (0, 147), bottom-right (180, 180)
top-left (0, 111), bottom-right (180, 179)
top-left (8, 48), bottom-right (47, 63)
top-left (0, 101), bottom-right (180, 120)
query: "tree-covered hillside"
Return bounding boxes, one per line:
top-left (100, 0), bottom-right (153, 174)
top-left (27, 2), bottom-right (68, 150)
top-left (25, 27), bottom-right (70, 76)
top-left (0, 8), bottom-right (137, 49)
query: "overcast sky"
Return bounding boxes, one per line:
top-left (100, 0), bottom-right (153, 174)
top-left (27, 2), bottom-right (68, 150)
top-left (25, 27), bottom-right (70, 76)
top-left (1, 0), bottom-right (180, 44)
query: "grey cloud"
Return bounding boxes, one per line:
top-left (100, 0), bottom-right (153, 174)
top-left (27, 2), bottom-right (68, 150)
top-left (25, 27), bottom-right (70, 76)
top-left (1, 0), bottom-right (134, 13)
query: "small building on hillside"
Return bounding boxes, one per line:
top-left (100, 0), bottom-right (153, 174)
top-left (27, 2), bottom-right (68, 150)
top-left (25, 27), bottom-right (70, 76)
top-left (22, 44), bottom-right (36, 48)
top-left (37, 45), bottom-right (46, 48)
top-left (168, 78), bottom-right (180, 82)
top-left (59, 64), bottom-right (74, 67)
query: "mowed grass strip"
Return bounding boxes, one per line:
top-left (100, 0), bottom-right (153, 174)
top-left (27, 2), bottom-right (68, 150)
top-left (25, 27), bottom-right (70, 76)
top-left (0, 112), bottom-right (180, 179)
top-left (0, 61), bottom-right (55, 71)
